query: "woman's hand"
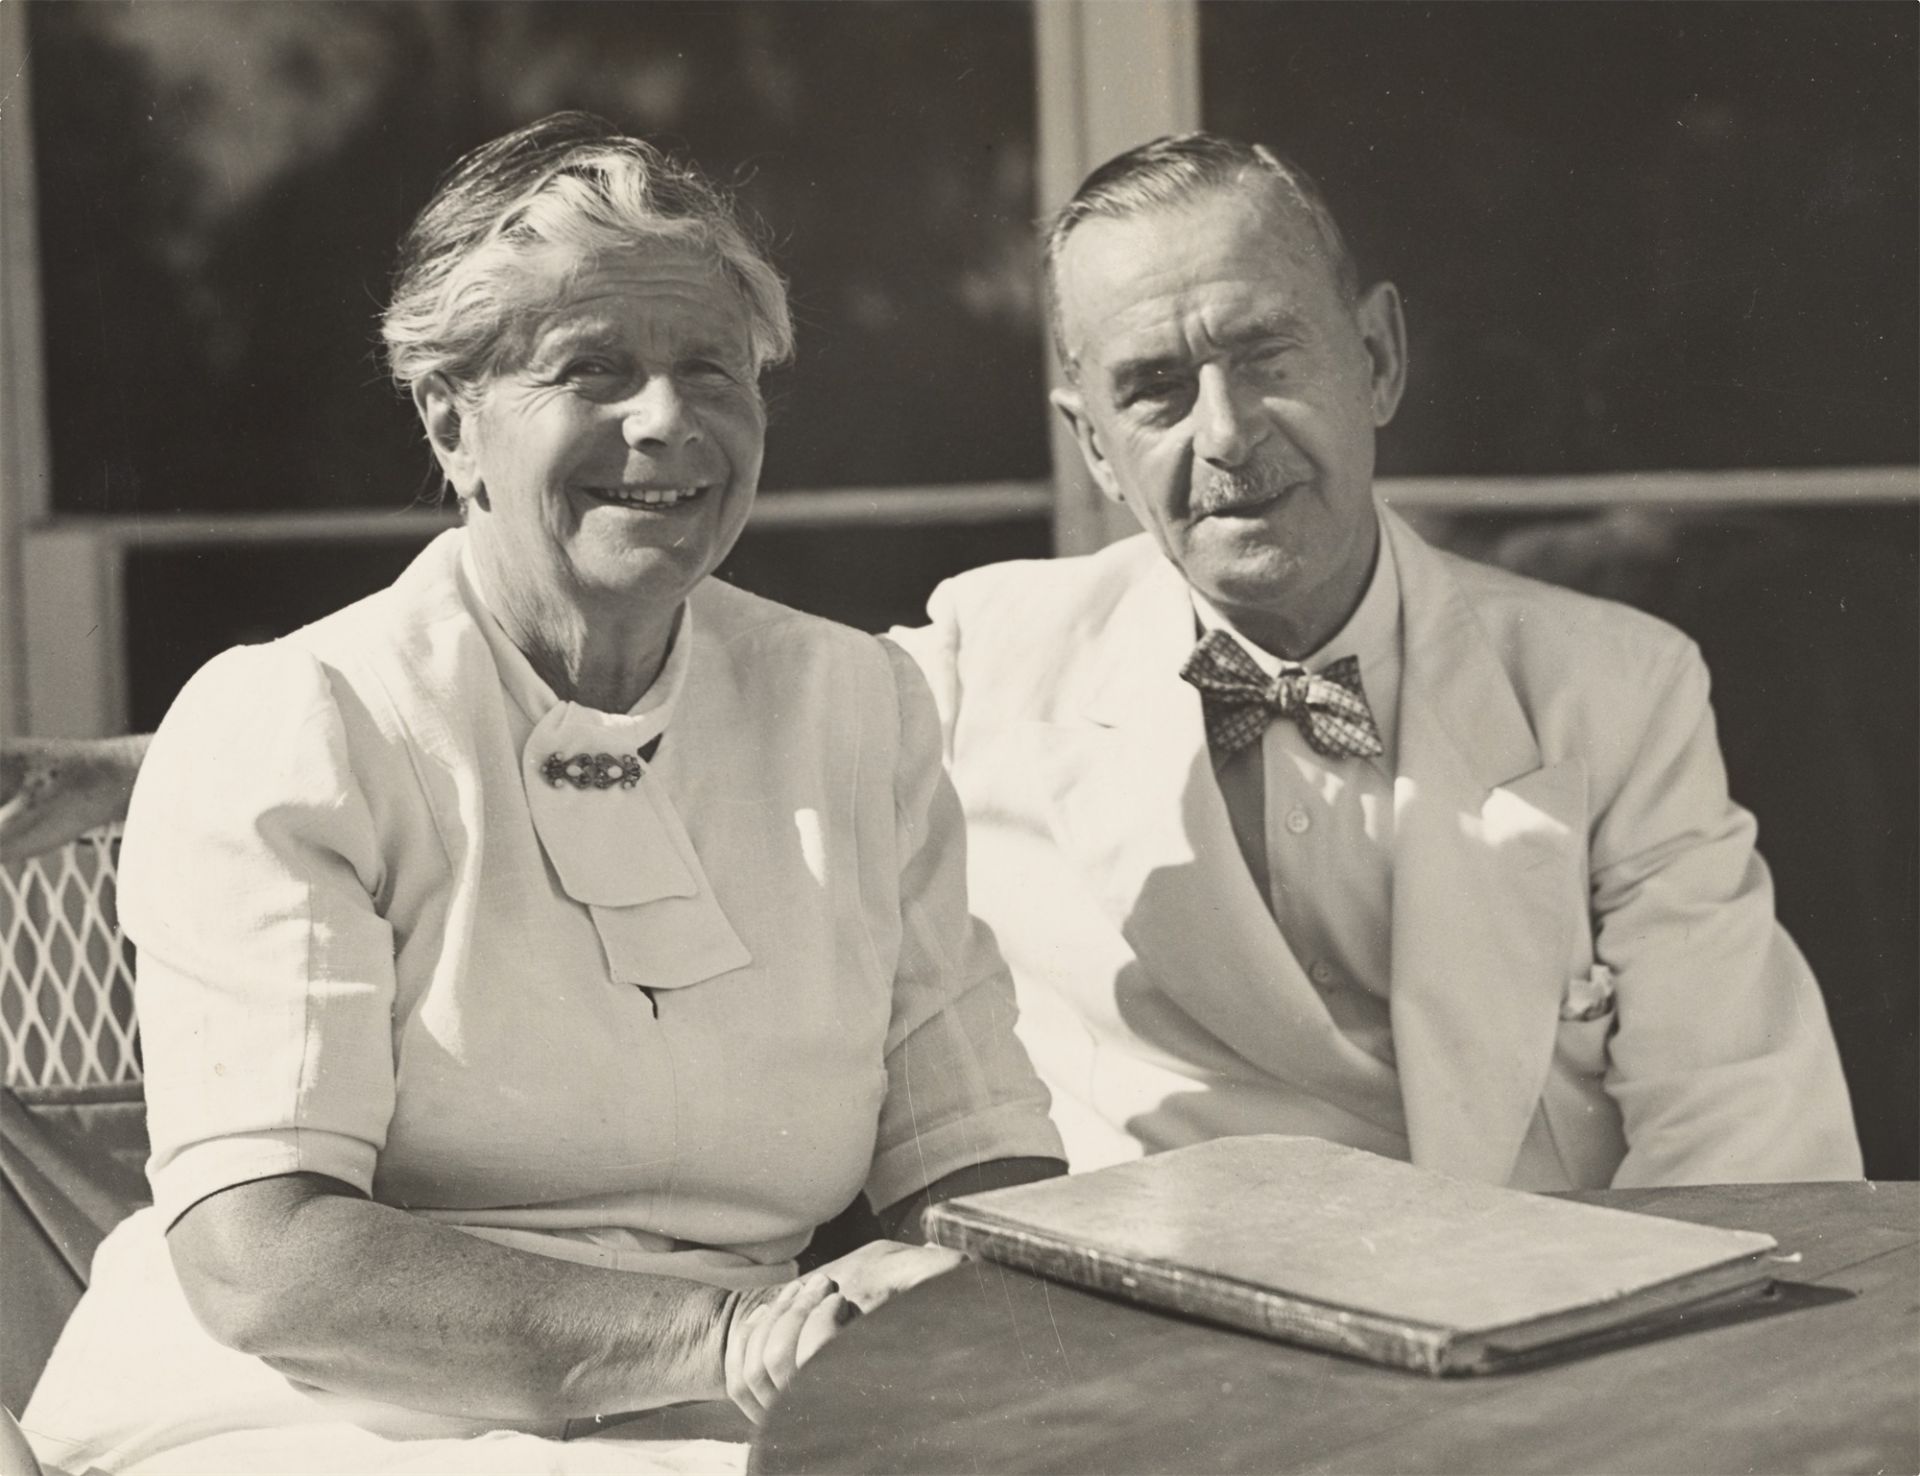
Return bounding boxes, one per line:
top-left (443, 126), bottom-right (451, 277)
top-left (723, 1240), bottom-right (964, 1423)
top-left (0, 735), bottom-right (148, 862)
top-left (810, 1237), bottom-right (966, 1313)
top-left (723, 1271), bottom-right (854, 1424)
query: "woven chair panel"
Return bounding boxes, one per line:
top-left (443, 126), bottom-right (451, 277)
top-left (0, 828), bottom-right (141, 1089)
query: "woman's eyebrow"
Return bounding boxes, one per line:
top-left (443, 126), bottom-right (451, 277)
top-left (678, 337), bottom-right (751, 363)
top-left (531, 321), bottom-right (623, 356)
top-left (529, 321), bottom-right (750, 365)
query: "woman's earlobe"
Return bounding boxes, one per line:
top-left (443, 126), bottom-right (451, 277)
top-left (416, 376), bottom-right (463, 452)
top-left (415, 374), bottom-right (482, 496)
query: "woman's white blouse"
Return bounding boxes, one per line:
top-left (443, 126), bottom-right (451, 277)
top-left (119, 530), bottom-right (1061, 1278)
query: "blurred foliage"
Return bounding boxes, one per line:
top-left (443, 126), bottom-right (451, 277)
top-left (30, 0), bottom-right (1048, 512)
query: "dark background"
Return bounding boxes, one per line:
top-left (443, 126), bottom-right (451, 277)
top-left (1205, 1), bottom-right (1918, 476)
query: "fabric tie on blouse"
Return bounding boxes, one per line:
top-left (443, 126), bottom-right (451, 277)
top-left (458, 543), bottom-right (753, 995)
top-left (523, 702), bottom-right (751, 992)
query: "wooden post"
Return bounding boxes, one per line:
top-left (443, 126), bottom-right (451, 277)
top-left (0, 0), bottom-right (54, 734)
top-left (1034, 0), bottom-right (1201, 556)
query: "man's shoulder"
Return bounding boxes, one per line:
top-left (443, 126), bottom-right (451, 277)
top-left (933, 534), bottom-right (1167, 639)
top-left (1401, 528), bottom-right (1712, 797)
top-left (1412, 530), bottom-right (1697, 682)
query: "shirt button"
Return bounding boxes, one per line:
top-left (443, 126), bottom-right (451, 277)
top-left (1310, 962), bottom-right (1336, 985)
top-left (1285, 808), bottom-right (1311, 835)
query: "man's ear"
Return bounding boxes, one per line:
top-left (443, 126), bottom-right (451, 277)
top-left (1354, 281), bottom-right (1408, 427)
top-left (1050, 385), bottom-right (1126, 507)
top-left (413, 373), bottom-right (483, 503)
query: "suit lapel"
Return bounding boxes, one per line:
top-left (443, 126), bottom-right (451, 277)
top-left (1030, 556), bottom-right (1401, 1130)
top-left (1383, 509), bottom-right (1587, 1182)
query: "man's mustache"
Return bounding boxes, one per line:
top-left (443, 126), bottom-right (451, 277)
top-left (1189, 460), bottom-right (1300, 517)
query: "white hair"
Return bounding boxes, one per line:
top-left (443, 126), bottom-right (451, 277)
top-left (382, 113), bottom-right (792, 400)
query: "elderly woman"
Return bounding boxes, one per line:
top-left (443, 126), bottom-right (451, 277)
top-left (23, 113), bottom-right (1063, 1474)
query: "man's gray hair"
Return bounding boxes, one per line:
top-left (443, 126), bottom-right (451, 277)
top-left (382, 112), bottom-right (793, 400)
top-left (1042, 132), bottom-right (1360, 377)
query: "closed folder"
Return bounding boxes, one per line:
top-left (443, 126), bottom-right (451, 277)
top-left (926, 1136), bottom-right (1778, 1375)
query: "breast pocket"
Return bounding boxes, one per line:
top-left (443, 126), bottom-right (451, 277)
top-left (1554, 964), bottom-right (1617, 1077)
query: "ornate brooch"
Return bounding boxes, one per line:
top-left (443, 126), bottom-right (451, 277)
top-left (543, 749), bottom-right (647, 791)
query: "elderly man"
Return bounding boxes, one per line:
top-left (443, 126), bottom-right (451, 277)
top-left (887, 133), bottom-right (1861, 1189)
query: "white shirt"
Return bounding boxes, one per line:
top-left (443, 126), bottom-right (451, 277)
top-left (1193, 518), bottom-right (1403, 1070)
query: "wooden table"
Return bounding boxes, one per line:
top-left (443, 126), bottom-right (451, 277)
top-left (753, 1182), bottom-right (1918, 1475)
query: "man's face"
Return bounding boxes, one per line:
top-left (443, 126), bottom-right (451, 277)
top-left (1052, 185), bottom-right (1406, 656)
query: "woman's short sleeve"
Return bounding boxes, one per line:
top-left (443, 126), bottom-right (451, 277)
top-left (118, 644), bottom-right (399, 1227)
top-left (864, 642), bottom-right (1063, 1212)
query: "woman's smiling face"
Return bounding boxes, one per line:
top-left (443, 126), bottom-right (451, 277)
top-left (444, 243), bottom-right (767, 624)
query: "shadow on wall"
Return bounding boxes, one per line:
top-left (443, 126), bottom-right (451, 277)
top-left (1404, 503), bottom-right (1919, 1180)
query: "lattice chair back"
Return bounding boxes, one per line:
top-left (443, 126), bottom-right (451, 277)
top-left (0, 828), bottom-right (141, 1089)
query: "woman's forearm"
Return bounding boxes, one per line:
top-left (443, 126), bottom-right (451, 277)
top-left (169, 1173), bottom-right (743, 1422)
top-left (877, 1155), bottom-right (1067, 1242)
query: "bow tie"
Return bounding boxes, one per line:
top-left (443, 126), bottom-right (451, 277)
top-left (1179, 628), bottom-right (1384, 761)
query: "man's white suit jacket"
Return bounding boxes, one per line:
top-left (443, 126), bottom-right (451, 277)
top-left (889, 504), bottom-right (1862, 1189)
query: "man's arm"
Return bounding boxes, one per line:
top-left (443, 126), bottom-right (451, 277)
top-left (1592, 642), bottom-right (1861, 1185)
top-left (882, 576), bottom-right (964, 761)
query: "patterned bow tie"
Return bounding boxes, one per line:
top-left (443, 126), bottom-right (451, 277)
top-left (1179, 628), bottom-right (1384, 761)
